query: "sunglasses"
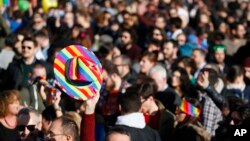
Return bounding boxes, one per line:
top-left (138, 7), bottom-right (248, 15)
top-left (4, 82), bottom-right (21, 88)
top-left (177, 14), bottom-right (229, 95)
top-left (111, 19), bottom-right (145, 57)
top-left (22, 46), bottom-right (32, 50)
top-left (17, 125), bottom-right (36, 132)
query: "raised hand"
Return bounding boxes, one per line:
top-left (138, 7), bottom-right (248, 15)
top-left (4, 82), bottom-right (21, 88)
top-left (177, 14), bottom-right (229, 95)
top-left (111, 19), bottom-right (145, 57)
top-left (84, 90), bottom-right (100, 115)
top-left (197, 71), bottom-right (209, 89)
top-left (52, 91), bottom-right (62, 109)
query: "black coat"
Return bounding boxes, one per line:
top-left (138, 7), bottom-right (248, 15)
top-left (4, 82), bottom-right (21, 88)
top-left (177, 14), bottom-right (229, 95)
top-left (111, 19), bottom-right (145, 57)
top-left (155, 87), bottom-right (181, 113)
top-left (3, 59), bottom-right (52, 90)
top-left (114, 125), bottom-right (161, 141)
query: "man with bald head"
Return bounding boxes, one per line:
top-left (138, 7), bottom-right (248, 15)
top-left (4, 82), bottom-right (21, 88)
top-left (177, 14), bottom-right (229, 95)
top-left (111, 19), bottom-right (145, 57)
top-left (17, 107), bottom-right (42, 140)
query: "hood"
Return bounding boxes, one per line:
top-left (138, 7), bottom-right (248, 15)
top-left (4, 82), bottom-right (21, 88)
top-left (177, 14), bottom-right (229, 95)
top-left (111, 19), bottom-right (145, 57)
top-left (116, 112), bottom-right (146, 129)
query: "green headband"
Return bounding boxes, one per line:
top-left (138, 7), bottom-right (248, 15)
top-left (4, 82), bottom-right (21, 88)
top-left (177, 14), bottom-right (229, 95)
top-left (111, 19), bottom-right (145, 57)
top-left (213, 45), bottom-right (226, 52)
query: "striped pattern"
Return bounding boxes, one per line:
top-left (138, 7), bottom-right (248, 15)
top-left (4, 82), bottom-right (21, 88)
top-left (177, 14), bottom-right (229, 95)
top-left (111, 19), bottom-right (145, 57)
top-left (179, 98), bottom-right (201, 118)
top-left (54, 45), bottom-right (103, 100)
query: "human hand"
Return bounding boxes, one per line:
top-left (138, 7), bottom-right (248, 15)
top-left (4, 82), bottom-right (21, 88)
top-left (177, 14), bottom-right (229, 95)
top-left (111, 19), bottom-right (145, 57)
top-left (197, 71), bottom-right (209, 89)
top-left (84, 90), bottom-right (100, 115)
top-left (52, 91), bottom-right (61, 109)
top-left (38, 85), bottom-right (47, 101)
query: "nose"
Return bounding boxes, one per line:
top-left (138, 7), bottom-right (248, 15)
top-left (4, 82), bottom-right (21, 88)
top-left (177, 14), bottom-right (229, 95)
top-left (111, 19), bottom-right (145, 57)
top-left (139, 61), bottom-right (143, 66)
top-left (24, 127), bottom-right (30, 137)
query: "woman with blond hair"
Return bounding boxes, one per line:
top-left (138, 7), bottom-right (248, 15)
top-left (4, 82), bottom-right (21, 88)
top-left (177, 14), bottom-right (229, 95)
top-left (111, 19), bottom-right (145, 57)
top-left (0, 90), bottom-right (21, 141)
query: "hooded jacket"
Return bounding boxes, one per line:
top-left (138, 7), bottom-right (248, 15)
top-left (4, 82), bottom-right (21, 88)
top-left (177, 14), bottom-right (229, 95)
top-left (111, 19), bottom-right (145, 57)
top-left (115, 112), bottom-right (161, 141)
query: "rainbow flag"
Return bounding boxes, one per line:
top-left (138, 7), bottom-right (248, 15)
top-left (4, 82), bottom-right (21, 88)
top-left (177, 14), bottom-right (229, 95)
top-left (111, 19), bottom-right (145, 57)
top-left (179, 98), bottom-right (201, 118)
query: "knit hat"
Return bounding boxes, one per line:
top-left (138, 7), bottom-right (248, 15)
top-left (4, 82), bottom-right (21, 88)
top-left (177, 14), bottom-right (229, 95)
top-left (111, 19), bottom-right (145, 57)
top-left (213, 45), bottom-right (226, 52)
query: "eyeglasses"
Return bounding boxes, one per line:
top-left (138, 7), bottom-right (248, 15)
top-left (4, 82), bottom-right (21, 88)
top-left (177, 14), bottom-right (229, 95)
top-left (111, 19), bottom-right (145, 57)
top-left (22, 46), bottom-right (32, 50)
top-left (46, 132), bottom-right (66, 139)
top-left (17, 125), bottom-right (36, 132)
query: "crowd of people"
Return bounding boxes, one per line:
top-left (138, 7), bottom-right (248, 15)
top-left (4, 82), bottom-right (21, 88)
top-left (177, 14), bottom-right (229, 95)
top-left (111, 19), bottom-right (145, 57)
top-left (1, 0), bottom-right (250, 141)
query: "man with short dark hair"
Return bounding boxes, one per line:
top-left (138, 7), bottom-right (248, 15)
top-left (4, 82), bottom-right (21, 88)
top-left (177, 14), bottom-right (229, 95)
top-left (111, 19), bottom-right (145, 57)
top-left (147, 39), bottom-right (162, 52)
top-left (42, 105), bottom-right (57, 134)
top-left (115, 88), bottom-right (161, 141)
top-left (46, 116), bottom-right (79, 141)
top-left (137, 77), bottom-right (175, 141)
top-left (79, 88), bottom-right (160, 141)
top-left (113, 55), bottom-right (137, 86)
top-left (170, 17), bottom-right (183, 40)
top-left (162, 40), bottom-right (178, 70)
top-left (119, 29), bottom-right (142, 62)
top-left (192, 48), bottom-right (207, 79)
top-left (4, 37), bottom-right (42, 89)
top-left (99, 60), bottom-right (123, 125)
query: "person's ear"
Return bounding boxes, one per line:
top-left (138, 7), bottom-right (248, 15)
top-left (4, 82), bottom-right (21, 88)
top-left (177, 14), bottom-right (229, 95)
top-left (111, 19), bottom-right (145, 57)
top-left (174, 47), bottom-right (178, 53)
top-left (66, 135), bottom-right (73, 141)
top-left (48, 120), bottom-right (53, 127)
top-left (110, 74), bottom-right (116, 80)
top-left (119, 104), bottom-right (122, 112)
top-left (232, 29), bottom-right (236, 35)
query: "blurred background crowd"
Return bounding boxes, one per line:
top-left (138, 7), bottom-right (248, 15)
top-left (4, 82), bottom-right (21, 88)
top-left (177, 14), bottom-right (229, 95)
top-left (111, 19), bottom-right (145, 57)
top-left (0, 0), bottom-right (250, 141)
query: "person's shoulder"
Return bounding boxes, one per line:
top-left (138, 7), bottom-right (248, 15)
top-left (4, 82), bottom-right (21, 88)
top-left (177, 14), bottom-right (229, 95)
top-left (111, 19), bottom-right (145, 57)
top-left (7, 59), bottom-right (22, 68)
top-left (132, 44), bottom-right (141, 51)
top-left (244, 85), bottom-right (250, 94)
top-left (162, 108), bottom-right (175, 118)
top-left (163, 87), bottom-right (177, 95)
top-left (112, 125), bottom-right (161, 141)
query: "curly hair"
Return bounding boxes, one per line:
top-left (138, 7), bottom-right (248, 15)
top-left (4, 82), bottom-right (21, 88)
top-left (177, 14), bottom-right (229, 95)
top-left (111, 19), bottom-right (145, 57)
top-left (0, 90), bottom-right (20, 117)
